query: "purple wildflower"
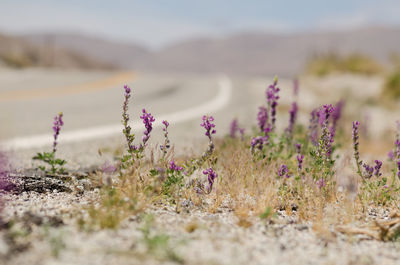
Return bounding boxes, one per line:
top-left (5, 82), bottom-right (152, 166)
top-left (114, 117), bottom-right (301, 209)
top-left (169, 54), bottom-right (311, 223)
top-left (395, 140), bottom-right (400, 160)
top-left (331, 99), bottom-right (345, 129)
top-left (101, 161), bottom-right (117, 174)
top-left (362, 163), bottom-right (374, 179)
top-left (319, 104), bottom-right (334, 126)
top-left (200, 115), bottom-right (216, 141)
top-left (295, 143), bottom-right (302, 154)
top-left (140, 109), bottom-right (155, 146)
top-left (257, 107), bottom-right (268, 133)
top-left (352, 121), bottom-right (362, 176)
top-left (297, 154), bottom-right (304, 171)
top-left (278, 164), bottom-right (290, 178)
top-left (250, 136), bottom-right (268, 153)
top-left (266, 76), bottom-right (280, 130)
top-left (203, 168), bottom-right (218, 192)
top-left (52, 112), bottom-right (64, 153)
top-left (169, 161), bottom-right (183, 172)
top-left (229, 118), bottom-right (245, 139)
top-left (122, 85), bottom-right (135, 154)
top-left (397, 160), bottom-right (400, 180)
top-left (124, 84), bottom-right (131, 94)
top-left (309, 108), bottom-right (319, 146)
top-left (318, 104), bottom-right (334, 160)
top-left (374, 160), bottom-right (382, 177)
top-left (230, 118), bottom-right (239, 138)
top-left (327, 126), bottom-right (335, 157)
top-left (162, 120), bottom-right (169, 130)
top-left (286, 102), bottom-right (298, 136)
top-left (160, 120), bottom-right (170, 156)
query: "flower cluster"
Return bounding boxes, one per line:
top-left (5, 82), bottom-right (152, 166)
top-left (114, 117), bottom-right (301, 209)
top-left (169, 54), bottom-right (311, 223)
top-left (309, 108), bottom-right (319, 146)
top-left (331, 99), bottom-right (344, 130)
top-left (169, 161), bottom-right (183, 172)
top-left (352, 121), bottom-right (362, 175)
top-left (295, 143), bottom-right (302, 154)
top-left (278, 164), bottom-right (290, 178)
top-left (374, 160), bottom-right (382, 177)
top-left (362, 163), bottom-right (374, 178)
top-left (52, 112), bottom-right (64, 153)
top-left (297, 154), bottom-right (304, 171)
top-left (318, 104), bottom-right (335, 159)
top-left (257, 106), bottom-right (268, 133)
top-left (203, 168), bottom-right (218, 192)
top-left (229, 118), bottom-right (245, 139)
top-left (201, 115), bottom-right (216, 140)
top-left (122, 85), bottom-right (135, 154)
top-left (250, 136), bottom-right (268, 153)
top-left (286, 102), bottom-right (298, 136)
top-left (140, 109), bottom-right (155, 146)
top-left (160, 120), bottom-right (170, 156)
top-left (266, 77), bottom-right (280, 130)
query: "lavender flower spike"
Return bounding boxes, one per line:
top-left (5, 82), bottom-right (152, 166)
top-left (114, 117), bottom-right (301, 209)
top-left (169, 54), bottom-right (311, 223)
top-left (200, 115), bottom-right (216, 141)
top-left (318, 104), bottom-right (334, 160)
top-left (203, 168), bottom-right (218, 193)
top-left (52, 112), bottom-right (64, 153)
top-left (286, 102), bottom-right (298, 136)
top-left (122, 85), bottom-right (135, 154)
top-left (160, 120), bottom-right (170, 157)
top-left (309, 108), bottom-right (319, 146)
top-left (374, 160), bottom-right (382, 177)
top-left (352, 121), bottom-right (362, 177)
top-left (297, 154), bottom-right (304, 171)
top-left (266, 76), bottom-right (280, 131)
top-left (278, 164), bottom-right (290, 178)
top-left (169, 160), bottom-right (183, 172)
top-left (140, 109), bottom-right (155, 146)
top-left (362, 163), bottom-right (374, 179)
top-left (257, 107), bottom-right (268, 133)
top-left (199, 115), bottom-right (217, 162)
top-left (250, 136), bottom-right (268, 153)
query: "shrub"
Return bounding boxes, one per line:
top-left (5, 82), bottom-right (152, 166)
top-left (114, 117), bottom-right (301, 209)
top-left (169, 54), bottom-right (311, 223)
top-left (306, 53), bottom-right (383, 76)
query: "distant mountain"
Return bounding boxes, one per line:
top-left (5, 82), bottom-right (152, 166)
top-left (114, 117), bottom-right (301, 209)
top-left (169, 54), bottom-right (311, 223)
top-left (9, 26), bottom-right (400, 76)
top-left (0, 33), bottom-right (114, 69)
top-left (22, 33), bottom-right (150, 68)
top-left (148, 26), bottom-right (400, 76)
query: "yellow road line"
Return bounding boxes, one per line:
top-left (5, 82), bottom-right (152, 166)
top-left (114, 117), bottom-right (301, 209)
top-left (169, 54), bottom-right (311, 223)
top-left (0, 71), bottom-right (135, 102)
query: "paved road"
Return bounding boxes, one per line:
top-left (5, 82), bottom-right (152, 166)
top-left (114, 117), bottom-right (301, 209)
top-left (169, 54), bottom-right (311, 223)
top-left (0, 68), bottom-right (301, 168)
top-left (0, 69), bottom-right (231, 147)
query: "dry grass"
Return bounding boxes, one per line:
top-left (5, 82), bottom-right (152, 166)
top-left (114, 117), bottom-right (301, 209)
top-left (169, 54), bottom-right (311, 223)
top-left (79, 130), bottom-right (400, 242)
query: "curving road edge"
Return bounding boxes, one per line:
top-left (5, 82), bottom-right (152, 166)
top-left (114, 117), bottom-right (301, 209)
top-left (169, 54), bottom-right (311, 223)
top-left (0, 76), bottom-right (232, 151)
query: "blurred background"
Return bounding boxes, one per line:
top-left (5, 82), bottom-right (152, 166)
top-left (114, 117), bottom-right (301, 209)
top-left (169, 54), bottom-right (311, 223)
top-left (1, 0), bottom-right (400, 76)
top-left (1, 0), bottom-right (400, 159)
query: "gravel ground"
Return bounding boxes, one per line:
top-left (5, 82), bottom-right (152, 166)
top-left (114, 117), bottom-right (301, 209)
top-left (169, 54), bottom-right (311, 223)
top-left (2, 188), bottom-right (400, 265)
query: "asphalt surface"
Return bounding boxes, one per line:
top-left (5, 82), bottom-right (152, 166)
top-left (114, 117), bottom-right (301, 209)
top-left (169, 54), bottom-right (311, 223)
top-left (0, 68), bottom-right (301, 168)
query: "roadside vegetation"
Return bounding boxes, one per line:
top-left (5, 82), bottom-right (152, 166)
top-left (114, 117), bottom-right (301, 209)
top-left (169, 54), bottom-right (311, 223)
top-left (306, 53), bottom-right (383, 77)
top-left (2, 73), bottom-right (400, 264)
top-left (53, 78), bottom-right (400, 241)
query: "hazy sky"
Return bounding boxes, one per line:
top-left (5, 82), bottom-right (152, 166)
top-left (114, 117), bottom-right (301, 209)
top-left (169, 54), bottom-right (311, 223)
top-left (1, 0), bottom-right (400, 47)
